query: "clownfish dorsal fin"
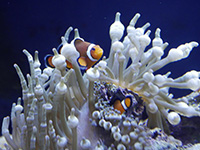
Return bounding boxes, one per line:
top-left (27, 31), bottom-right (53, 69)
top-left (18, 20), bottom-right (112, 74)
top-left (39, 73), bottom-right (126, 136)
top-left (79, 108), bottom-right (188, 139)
top-left (74, 38), bottom-right (83, 45)
top-left (109, 88), bottom-right (126, 105)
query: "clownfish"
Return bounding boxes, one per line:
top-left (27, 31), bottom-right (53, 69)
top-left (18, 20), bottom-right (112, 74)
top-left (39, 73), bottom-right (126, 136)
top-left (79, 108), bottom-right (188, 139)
top-left (112, 95), bottom-right (133, 114)
top-left (45, 38), bottom-right (103, 70)
top-left (109, 89), bottom-right (134, 114)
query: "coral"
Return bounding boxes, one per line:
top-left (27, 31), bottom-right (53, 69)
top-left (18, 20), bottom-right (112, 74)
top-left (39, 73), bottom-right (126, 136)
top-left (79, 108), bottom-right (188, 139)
top-left (1, 12), bottom-right (200, 150)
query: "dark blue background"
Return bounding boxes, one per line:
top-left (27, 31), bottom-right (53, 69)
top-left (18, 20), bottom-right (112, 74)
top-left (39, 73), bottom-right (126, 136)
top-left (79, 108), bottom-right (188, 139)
top-left (1, 0), bottom-right (200, 131)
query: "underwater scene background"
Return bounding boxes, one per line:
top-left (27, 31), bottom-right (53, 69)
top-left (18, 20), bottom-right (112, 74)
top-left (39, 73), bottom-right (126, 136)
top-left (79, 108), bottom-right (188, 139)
top-left (1, 0), bottom-right (200, 149)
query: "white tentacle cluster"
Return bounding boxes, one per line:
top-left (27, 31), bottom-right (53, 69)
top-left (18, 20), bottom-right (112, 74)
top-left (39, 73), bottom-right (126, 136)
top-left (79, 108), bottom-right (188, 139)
top-left (1, 12), bottom-right (200, 150)
top-left (92, 12), bottom-right (200, 131)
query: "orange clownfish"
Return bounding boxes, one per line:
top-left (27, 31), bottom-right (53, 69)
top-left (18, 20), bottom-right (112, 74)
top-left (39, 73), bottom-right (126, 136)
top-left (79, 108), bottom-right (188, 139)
top-left (109, 89), bottom-right (134, 114)
top-left (45, 38), bottom-right (103, 70)
top-left (112, 95), bottom-right (133, 114)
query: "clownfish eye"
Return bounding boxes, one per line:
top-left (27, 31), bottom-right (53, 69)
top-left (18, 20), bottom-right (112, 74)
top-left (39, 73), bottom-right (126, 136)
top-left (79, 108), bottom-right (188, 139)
top-left (91, 47), bottom-right (95, 51)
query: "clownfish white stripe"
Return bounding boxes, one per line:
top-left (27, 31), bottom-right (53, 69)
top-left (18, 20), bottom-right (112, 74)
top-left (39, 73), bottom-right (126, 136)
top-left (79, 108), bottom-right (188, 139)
top-left (87, 44), bottom-right (98, 62)
top-left (121, 100), bottom-right (128, 110)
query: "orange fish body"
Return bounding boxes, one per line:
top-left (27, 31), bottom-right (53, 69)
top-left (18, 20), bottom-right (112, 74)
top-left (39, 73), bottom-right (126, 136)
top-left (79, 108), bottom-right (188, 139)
top-left (45, 38), bottom-right (103, 70)
top-left (113, 95), bottom-right (133, 114)
top-left (109, 88), bottom-right (134, 114)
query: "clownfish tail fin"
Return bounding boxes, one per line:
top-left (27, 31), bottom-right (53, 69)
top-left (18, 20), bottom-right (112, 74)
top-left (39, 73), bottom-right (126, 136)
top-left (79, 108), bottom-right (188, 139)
top-left (56, 44), bottom-right (63, 53)
top-left (44, 54), bottom-right (55, 68)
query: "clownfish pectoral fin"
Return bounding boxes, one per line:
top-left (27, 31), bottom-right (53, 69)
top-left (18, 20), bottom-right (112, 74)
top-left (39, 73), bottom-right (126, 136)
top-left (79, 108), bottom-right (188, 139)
top-left (77, 56), bottom-right (87, 70)
top-left (44, 54), bottom-right (55, 68)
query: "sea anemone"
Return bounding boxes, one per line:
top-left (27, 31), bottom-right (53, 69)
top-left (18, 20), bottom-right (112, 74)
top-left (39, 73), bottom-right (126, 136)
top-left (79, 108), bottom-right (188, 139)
top-left (1, 12), bottom-right (200, 150)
